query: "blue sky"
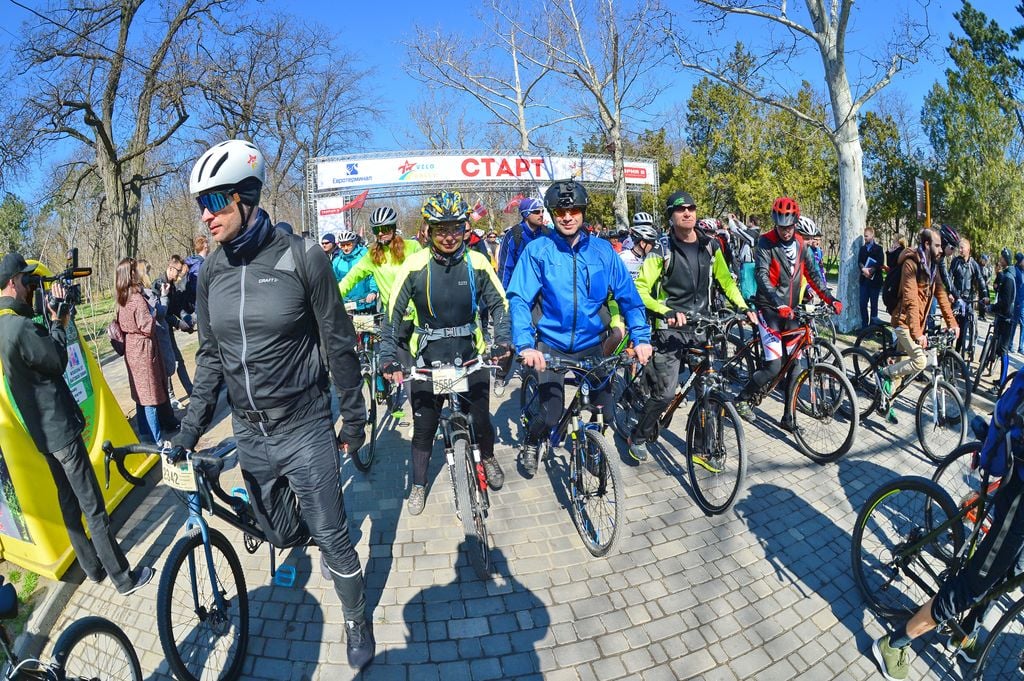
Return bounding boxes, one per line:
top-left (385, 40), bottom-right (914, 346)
top-left (0, 0), bottom-right (1021, 187)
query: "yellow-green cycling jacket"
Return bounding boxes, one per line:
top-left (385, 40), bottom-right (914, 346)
top-left (338, 238), bottom-right (422, 312)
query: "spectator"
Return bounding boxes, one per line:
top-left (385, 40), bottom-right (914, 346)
top-left (1013, 252), bottom-right (1024, 353)
top-left (183, 235), bottom-right (208, 311)
top-left (114, 257), bottom-right (168, 444)
top-left (151, 255), bottom-right (194, 406)
top-left (0, 252), bottom-right (154, 595)
top-left (858, 226), bottom-right (885, 326)
top-left (136, 259), bottom-right (178, 434)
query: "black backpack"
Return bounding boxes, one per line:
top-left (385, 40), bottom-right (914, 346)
top-left (882, 247), bottom-right (905, 314)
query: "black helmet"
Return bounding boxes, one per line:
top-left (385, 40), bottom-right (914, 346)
top-left (543, 180), bottom-right (589, 212)
top-left (938, 224), bottom-right (960, 249)
top-left (664, 190), bottom-right (696, 216)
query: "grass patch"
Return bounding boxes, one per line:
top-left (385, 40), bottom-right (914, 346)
top-left (0, 564), bottom-right (43, 656)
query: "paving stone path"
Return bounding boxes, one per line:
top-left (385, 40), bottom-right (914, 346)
top-left (46, 325), bottom-right (1024, 680)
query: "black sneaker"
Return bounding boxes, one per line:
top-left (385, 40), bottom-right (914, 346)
top-left (482, 456), bottom-right (504, 490)
top-left (779, 416), bottom-right (798, 433)
top-left (345, 620), bottom-right (375, 669)
top-left (119, 566), bottom-right (155, 596)
top-left (521, 442), bottom-right (540, 476)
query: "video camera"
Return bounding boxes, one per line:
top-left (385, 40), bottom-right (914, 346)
top-left (25, 248), bottom-right (92, 319)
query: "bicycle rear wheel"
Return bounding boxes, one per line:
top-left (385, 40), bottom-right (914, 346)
top-left (352, 374), bottom-right (377, 472)
top-left (931, 441), bottom-right (990, 539)
top-left (971, 594), bottom-right (1024, 680)
top-left (851, 476), bottom-right (963, 619)
top-left (609, 365), bottom-right (638, 441)
top-left (52, 616), bottom-right (142, 681)
top-left (685, 394), bottom-right (746, 515)
top-left (973, 330), bottom-right (996, 395)
top-left (452, 437), bottom-right (490, 579)
top-left (840, 346), bottom-right (881, 421)
top-left (570, 429), bottom-right (624, 556)
top-left (854, 322), bottom-right (893, 354)
top-left (789, 362), bottom-right (859, 464)
top-left (915, 379), bottom-right (966, 463)
top-left (157, 527), bottom-right (249, 681)
top-left (940, 349), bottom-right (972, 411)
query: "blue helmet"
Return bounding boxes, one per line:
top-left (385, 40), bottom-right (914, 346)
top-left (519, 197), bottom-right (543, 218)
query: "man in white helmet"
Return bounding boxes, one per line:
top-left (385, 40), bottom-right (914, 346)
top-left (170, 139), bottom-right (374, 668)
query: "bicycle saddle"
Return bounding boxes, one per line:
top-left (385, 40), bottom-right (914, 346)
top-left (0, 579), bottom-right (17, 620)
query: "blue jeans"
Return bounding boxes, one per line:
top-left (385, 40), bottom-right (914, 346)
top-left (1012, 308), bottom-right (1024, 352)
top-left (143, 405), bottom-right (161, 443)
top-left (859, 280), bottom-right (880, 327)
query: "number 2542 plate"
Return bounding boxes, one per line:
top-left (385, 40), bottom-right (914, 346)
top-left (162, 459), bottom-right (197, 492)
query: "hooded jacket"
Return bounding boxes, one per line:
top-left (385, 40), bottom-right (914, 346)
top-left (893, 247), bottom-right (957, 340)
top-left (338, 238), bottom-right (421, 312)
top-left (332, 244), bottom-right (378, 308)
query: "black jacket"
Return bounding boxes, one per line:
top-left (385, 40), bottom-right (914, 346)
top-left (152, 275), bottom-right (193, 331)
top-left (858, 240), bottom-right (884, 286)
top-left (175, 210), bottom-right (365, 449)
top-left (0, 297), bottom-right (85, 453)
top-left (753, 230), bottom-right (834, 311)
top-left (993, 269), bottom-right (1017, 320)
top-left (949, 255), bottom-right (983, 302)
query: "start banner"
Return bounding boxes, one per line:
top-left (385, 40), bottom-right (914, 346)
top-left (315, 154), bottom-right (657, 191)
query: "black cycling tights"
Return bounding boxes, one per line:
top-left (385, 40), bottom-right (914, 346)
top-left (410, 370), bottom-right (494, 487)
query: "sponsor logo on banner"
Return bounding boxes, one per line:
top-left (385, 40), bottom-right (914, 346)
top-left (333, 175), bottom-right (372, 185)
top-left (320, 207), bottom-right (344, 216)
top-left (347, 163), bottom-right (359, 175)
top-left (461, 157), bottom-right (546, 179)
top-left (398, 160), bottom-right (436, 181)
top-left (624, 166), bottom-right (648, 179)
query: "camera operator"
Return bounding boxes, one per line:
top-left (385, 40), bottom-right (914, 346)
top-left (0, 252), bottom-right (153, 595)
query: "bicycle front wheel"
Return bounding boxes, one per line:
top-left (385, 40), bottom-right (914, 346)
top-left (915, 379), bottom-right (966, 463)
top-left (971, 594), bottom-right (1024, 680)
top-left (52, 616), bottom-right (142, 681)
top-left (157, 527), bottom-right (249, 681)
top-left (851, 476), bottom-right (963, 619)
top-left (352, 373), bottom-right (377, 472)
top-left (685, 394), bottom-right (746, 515)
top-left (451, 437), bottom-right (490, 579)
top-left (940, 349), bottom-right (972, 412)
top-left (571, 429), bottom-right (624, 556)
top-left (789, 362), bottom-right (859, 464)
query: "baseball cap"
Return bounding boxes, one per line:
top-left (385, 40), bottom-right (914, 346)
top-left (0, 253), bottom-right (36, 289)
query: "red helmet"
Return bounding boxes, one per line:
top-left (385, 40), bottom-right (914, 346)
top-left (771, 197), bottom-right (800, 227)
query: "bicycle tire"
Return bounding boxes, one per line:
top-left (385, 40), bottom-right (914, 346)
top-left (940, 349), bottom-right (972, 411)
top-left (571, 429), bottom-right (624, 556)
top-left (970, 593), bottom-right (1024, 679)
top-left (931, 441), bottom-right (988, 541)
top-left (999, 370), bottom-right (1018, 399)
top-left (451, 437), bottom-right (490, 579)
top-left (352, 374), bottom-right (376, 472)
top-left (52, 615), bottom-right (142, 681)
top-left (722, 335), bottom-right (756, 394)
top-left (915, 378), bottom-right (966, 463)
top-left (851, 476), bottom-right (964, 619)
top-left (854, 322), bottom-right (893, 354)
top-left (685, 393), bottom-right (746, 515)
top-left (789, 362), bottom-right (859, 464)
top-left (820, 314), bottom-right (837, 345)
top-left (972, 330), bottom-right (995, 395)
top-left (840, 346), bottom-right (881, 421)
top-left (157, 528), bottom-right (249, 681)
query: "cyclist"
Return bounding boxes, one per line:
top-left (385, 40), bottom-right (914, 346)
top-left (381, 191), bottom-right (511, 515)
top-left (497, 197), bottom-right (550, 290)
top-left (507, 179), bottom-right (653, 474)
top-left (875, 227), bottom-right (959, 425)
top-left (797, 217), bottom-right (828, 303)
top-left (627, 191), bottom-right (756, 461)
top-left (619, 212), bottom-right (659, 280)
top-left (339, 206), bottom-right (422, 415)
top-left (173, 140), bottom-right (373, 668)
top-left (734, 197), bottom-right (842, 428)
top-left (871, 370), bottom-right (1024, 680)
top-left (334, 230), bottom-right (378, 312)
top-left (948, 236), bottom-right (983, 357)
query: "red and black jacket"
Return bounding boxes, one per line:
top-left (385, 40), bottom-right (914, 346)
top-left (752, 229), bottom-right (834, 311)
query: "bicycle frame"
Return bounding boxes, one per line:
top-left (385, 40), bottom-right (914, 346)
top-left (723, 314), bottom-right (816, 404)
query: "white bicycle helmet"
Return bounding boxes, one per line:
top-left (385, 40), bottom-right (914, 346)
top-left (796, 216), bottom-right (821, 238)
top-left (336, 230), bottom-right (358, 243)
top-left (629, 223), bottom-right (660, 242)
top-left (632, 211), bottom-right (655, 227)
top-left (697, 218), bottom-right (719, 234)
top-left (190, 140), bottom-right (265, 195)
top-left (369, 206), bottom-right (398, 231)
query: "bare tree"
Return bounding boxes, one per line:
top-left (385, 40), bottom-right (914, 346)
top-left (14, 0), bottom-right (235, 258)
top-left (405, 7), bottom-right (575, 152)
top-left (407, 88), bottom-right (480, 150)
top-left (666, 0), bottom-right (932, 330)
top-left (503, 0), bottom-right (667, 228)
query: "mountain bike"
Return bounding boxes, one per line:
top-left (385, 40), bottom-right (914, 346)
top-left (851, 455), bottom-right (1024, 679)
top-left (843, 328), bottom-right (966, 462)
top-left (724, 307), bottom-right (858, 464)
top-left (104, 440), bottom-right (263, 681)
top-left (856, 317), bottom-right (972, 410)
top-left (956, 297), bottom-right (979, 364)
top-left (519, 354), bottom-right (626, 556)
top-left (0, 577), bottom-right (141, 680)
top-left (611, 311), bottom-right (747, 515)
top-left (405, 357), bottom-right (501, 580)
top-left (349, 308), bottom-right (388, 472)
top-left (972, 320), bottom-right (1014, 398)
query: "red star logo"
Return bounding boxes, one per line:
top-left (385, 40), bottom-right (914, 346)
top-left (398, 160), bottom-right (415, 174)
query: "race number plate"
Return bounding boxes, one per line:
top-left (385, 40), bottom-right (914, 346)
top-left (162, 459), bottom-right (198, 492)
top-left (432, 366), bottom-right (470, 394)
top-left (352, 314), bottom-right (376, 332)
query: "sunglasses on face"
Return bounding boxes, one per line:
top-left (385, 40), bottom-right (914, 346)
top-left (674, 205), bottom-right (697, 213)
top-left (431, 226), bottom-right (465, 238)
top-left (321, 241), bottom-right (333, 247)
top-left (196, 190), bottom-right (238, 214)
top-left (529, 209), bottom-right (543, 215)
top-left (553, 207), bottom-right (582, 217)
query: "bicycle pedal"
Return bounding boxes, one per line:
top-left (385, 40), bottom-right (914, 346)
top-left (273, 564), bottom-right (297, 587)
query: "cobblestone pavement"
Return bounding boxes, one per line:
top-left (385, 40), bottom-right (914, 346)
top-left (45, 327), bottom-right (1024, 680)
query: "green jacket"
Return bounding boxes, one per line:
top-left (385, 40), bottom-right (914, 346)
top-left (338, 238), bottom-right (422, 311)
top-left (635, 238), bottom-right (747, 330)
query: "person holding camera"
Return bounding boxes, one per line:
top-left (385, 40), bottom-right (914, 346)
top-left (0, 252), bottom-right (154, 595)
top-left (152, 255), bottom-right (195, 405)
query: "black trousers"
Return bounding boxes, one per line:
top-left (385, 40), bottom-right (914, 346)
top-left (46, 437), bottom-right (134, 591)
top-left (633, 329), bottom-right (699, 442)
top-left (234, 396), bottom-right (366, 624)
top-left (525, 342), bottom-right (614, 444)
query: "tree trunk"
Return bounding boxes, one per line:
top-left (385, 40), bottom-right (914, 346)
top-left (610, 125), bottom-right (629, 230)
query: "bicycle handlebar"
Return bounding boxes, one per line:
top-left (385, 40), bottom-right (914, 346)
top-left (516, 352), bottom-right (628, 374)
top-left (100, 440), bottom-right (159, 489)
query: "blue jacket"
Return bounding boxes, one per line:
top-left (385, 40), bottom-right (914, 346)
top-left (332, 245), bottom-right (377, 309)
top-left (1014, 266), bottom-right (1024, 315)
top-left (507, 231), bottom-right (650, 354)
top-left (497, 220), bottom-right (550, 290)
